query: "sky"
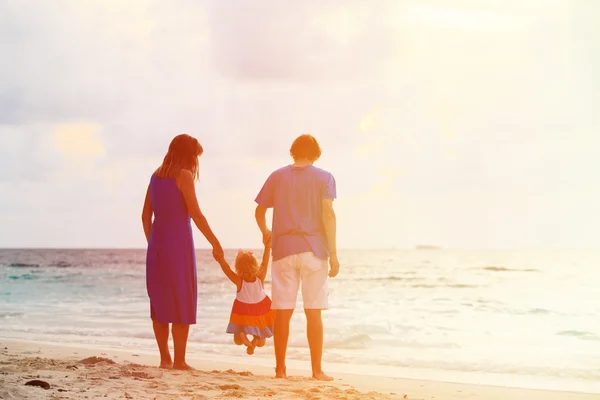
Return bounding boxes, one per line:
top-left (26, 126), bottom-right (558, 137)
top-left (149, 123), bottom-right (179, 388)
top-left (0, 0), bottom-right (599, 250)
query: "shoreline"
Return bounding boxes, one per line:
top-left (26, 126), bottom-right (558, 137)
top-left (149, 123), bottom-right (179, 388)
top-left (4, 336), bottom-right (600, 395)
top-left (1, 339), bottom-right (599, 400)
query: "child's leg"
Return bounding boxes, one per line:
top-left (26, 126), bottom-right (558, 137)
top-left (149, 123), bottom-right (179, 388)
top-left (233, 333), bottom-right (244, 346)
top-left (235, 332), bottom-right (253, 347)
top-left (252, 335), bottom-right (266, 348)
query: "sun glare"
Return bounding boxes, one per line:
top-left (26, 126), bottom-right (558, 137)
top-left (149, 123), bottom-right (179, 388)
top-left (406, 5), bottom-right (515, 30)
top-left (359, 106), bottom-right (381, 133)
top-left (311, 5), bottom-right (365, 46)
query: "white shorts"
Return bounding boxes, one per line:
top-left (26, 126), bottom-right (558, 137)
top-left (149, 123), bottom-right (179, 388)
top-left (271, 252), bottom-right (329, 310)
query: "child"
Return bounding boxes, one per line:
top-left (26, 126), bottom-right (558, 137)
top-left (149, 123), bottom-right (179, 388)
top-left (217, 245), bottom-right (275, 355)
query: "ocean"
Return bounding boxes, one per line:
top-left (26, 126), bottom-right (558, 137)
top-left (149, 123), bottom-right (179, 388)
top-left (1, 248), bottom-right (599, 394)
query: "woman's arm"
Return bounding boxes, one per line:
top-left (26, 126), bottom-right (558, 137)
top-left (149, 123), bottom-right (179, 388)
top-left (218, 257), bottom-right (241, 287)
top-left (257, 246), bottom-right (271, 283)
top-left (141, 184), bottom-right (153, 243)
top-left (178, 169), bottom-right (224, 260)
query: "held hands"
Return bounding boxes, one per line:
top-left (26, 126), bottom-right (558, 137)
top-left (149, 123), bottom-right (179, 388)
top-left (261, 229), bottom-right (272, 248)
top-left (212, 244), bottom-right (225, 263)
top-left (328, 252), bottom-right (340, 278)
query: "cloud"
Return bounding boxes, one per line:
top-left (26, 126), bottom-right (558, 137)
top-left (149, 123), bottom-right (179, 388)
top-left (1, 0), bottom-right (600, 249)
top-left (0, 124), bottom-right (64, 182)
top-left (53, 122), bottom-right (105, 159)
top-left (205, 0), bottom-right (399, 82)
top-left (0, 0), bottom-right (214, 127)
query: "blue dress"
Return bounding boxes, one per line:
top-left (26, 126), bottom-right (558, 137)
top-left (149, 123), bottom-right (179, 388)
top-left (146, 174), bottom-right (197, 324)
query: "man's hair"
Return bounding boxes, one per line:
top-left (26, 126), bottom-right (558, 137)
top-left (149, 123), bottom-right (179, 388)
top-left (289, 134), bottom-right (322, 162)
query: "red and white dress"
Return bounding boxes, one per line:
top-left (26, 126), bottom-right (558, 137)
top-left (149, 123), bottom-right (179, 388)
top-left (226, 279), bottom-right (275, 339)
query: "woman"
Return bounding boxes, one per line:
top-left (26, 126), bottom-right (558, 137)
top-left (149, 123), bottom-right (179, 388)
top-left (141, 134), bottom-right (224, 370)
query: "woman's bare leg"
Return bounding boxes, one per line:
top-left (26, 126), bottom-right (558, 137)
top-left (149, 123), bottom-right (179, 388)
top-left (152, 321), bottom-right (172, 369)
top-left (172, 324), bottom-right (194, 370)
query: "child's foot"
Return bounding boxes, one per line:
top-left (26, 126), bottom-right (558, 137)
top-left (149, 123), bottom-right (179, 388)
top-left (159, 360), bottom-right (173, 369)
top-left (172, 362), bottom-right (195, 371)
top-left (250, 336), bottom-right (266, 347)
top-left (246, 344), bottom-right (255, 355)
top-left (312, 371), bottom-right (333, 381)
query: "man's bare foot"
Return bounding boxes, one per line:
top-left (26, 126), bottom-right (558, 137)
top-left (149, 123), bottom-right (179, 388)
top-left (172, 362), bottom-right (195, 371)
top-left (159, 361), bottom-right (173, 369)
top-left (275, 367), bottom-right (286, 379)
top-left (312, 371), bottom-right (333, 381)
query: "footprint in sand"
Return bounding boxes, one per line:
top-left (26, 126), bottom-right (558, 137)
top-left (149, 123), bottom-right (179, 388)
top-left (78, 356), bottom-right (116, 365)
top-left (219, 384), bottom-right (242, 390)
top-left (195, 384), bottom-right (217, 391)
top-left (222, 389), bottom-right (247, 398)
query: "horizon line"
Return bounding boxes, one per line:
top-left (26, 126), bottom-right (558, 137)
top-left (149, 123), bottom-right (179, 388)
top-left (1, 246), bottom-right (599, 252)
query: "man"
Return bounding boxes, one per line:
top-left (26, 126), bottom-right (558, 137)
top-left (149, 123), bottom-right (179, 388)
top-left (254, 134), bottom-right (340, 381)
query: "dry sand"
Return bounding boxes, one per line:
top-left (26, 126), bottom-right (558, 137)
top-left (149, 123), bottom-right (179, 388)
top-left (0, 339), bottom-right (598, 400)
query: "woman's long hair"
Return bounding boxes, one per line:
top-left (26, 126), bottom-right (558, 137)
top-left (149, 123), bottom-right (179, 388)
top-left (155, 134), bottom-right (203, 180)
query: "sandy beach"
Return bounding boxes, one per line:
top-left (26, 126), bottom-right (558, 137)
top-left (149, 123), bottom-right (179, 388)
top-left (0, 340), bottom-right (598, 400)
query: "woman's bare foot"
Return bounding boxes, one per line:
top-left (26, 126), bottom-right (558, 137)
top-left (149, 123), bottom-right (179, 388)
top-left (159, 360), bottom-right (173, 369)
top-left (312, 371), bottom-right (333, 381)
top-left (246, 344), bottom-right (255, 355)
top-left (275, 367), bottom-right (287, 379)
top-left (172, 362), bottom-right (195, 371)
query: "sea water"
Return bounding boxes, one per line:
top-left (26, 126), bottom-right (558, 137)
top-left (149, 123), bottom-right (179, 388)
top-left (1, 249), bottom-right (599, 393)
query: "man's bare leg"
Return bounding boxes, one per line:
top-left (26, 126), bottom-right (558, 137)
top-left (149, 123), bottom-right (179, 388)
top-left (305, 309), bottom-right (332, 381)
top-left (152, 321), bottom-right (173, 369)
top-left (274, 309), bottom-right (294, 378)
top-left (172, 323), bottom-right (194, 370)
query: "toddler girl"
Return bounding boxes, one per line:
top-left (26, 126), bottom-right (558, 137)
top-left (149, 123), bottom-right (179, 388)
top-left (217, 246), bottom-right (275, 355)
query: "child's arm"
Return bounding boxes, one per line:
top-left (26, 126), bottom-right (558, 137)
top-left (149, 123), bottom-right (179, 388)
top-left (257, 246), bottom-right (271, 283)
top-left (218, 257), bottom-right (241, 287)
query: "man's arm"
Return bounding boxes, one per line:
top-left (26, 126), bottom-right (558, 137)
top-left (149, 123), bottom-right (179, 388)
top-left (322, 198), bottom-right (339, 277)
top-left (255, 205), bottom-right (271, 246)
top-left (255, 172), bottom-right (275, 247)
top-left (322, 198), bottom-right (337, 255)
